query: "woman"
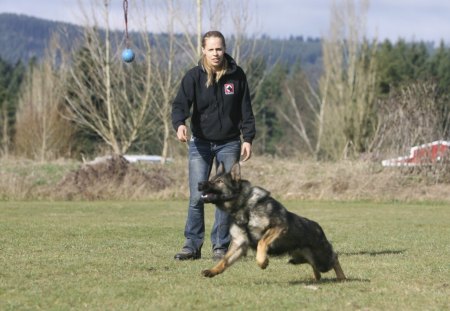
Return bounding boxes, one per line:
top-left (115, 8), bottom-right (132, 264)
top-left (171, 30), bottom-right (256, 261)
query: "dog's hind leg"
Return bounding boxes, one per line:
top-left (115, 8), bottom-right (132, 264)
top-left (312, 267), bottom-right (322, 281)
top-left (201, 241), bottom-right (247, 278)
top-left (256, 227), bottom-right (285, 269)
top-left (333, 257), bottom-right (346, 281)
top-left (291, 248), bottom-right (322, 281)
top-left (288, 249), bottom-right (308, 265)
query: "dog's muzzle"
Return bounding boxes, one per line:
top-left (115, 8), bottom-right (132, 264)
top-left (198, 181), bottom-right (218, 203)
top-left (198, 181), bottom-right (237, 203)
top-left (198, 181), bottom-right (209, 192)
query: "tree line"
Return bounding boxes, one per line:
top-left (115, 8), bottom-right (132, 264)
top-left (0, 0), bottom-right (449, 162)
top-left (257, 39), bottom-right (450, 159)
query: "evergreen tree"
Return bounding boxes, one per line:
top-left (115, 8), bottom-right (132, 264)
top-left (0, 57), bottom-right (25, 154)
top-left (428, 41), bottom-right (450, 93)
top-left (376, 39), bottom-right (431, 96)
top-left (253, 63), bottom-right (287, 154)
top-left (406, 41), bottom-right (429, 80)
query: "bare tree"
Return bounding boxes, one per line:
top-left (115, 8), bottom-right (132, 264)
top-left (146, 0), bottom-right (264, 161)
top-left (149, 0), bottom-right (186, 162)
top-left (132, 0), bottom-right (204, 162)
top-left (130, 0), bottom-right (264, 160)
top-left (278, 0), bottom-right (377, 160)
top-left (372, 81), bottom-right (447, 157)
top-left (15, 36), bottom-right (75, 161)
top-left (278, 84), bottom-right (315, 155)
top-left (320, 0), bottom-right (378, 159)
top-left (197, 0), bottom-right (203, 56)
top-left (172, 0), bottom-right (204, 63)
top-left (64, 0), bottom-right (155, 155)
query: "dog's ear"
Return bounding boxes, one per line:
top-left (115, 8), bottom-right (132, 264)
top-left (230, 162), bottom-right (241, 181)
top-left (216, 162), bottom-right (225, 175)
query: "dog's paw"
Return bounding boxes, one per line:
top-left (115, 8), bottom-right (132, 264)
top-left (201, 269), bottom-right (216, 278)
top-left (258, 258), bottom-right (269, 269)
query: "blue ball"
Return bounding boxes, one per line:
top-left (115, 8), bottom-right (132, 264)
top-left (122, 49), bottom-right (135, 63)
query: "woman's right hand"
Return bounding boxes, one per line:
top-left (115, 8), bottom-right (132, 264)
top-left (177, 125), bottom-right (188, 142)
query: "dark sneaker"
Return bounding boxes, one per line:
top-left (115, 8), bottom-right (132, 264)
top-left (212, 249), bottom-right (227, 261)
top-left (174, 248), bottom-right (201, 260)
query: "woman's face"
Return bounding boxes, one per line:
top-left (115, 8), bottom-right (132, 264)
top-left (202, 36), bottom-right (225, 70)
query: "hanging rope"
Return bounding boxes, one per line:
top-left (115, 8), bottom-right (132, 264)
top-left (123, 0), bottom-right (129, 48)
top-left (121, 0), bottom-right (135, 62)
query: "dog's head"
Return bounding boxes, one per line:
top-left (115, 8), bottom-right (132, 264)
top-left (198, 162), bottom-right (241, 204)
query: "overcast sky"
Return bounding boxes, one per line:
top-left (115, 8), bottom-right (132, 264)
top-left (1, 0), bottom-right (449, 44)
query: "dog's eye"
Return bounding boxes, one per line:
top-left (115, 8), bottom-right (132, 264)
top-left (216, 179), bottom-right (224, 184)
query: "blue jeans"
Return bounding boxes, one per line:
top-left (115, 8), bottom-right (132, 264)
top-left (183, 136), bottom-right (241, 253)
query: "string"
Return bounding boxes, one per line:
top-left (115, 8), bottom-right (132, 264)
top-left (123, 0), bottom-right (129, 48)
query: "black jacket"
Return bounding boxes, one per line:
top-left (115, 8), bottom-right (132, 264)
top-left (171, 54), bottom-right (256, 143)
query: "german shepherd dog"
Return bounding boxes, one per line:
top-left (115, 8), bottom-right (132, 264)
top-left (198, 162), bottom-right (346, 281)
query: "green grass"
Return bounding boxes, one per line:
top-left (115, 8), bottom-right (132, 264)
top-left (0, 200), bottom-right (449, 310)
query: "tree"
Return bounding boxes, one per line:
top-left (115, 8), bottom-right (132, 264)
top-left (280, 62), bottom-right (319, 156)
top-left (62, 0), bottom-right (265, 159)
top-left (14, 36), bottom-right (75, 160)
top-left (319, 0), bottom-right (378, 159)
top-left (64, 0), bottom-right (155, 155)
top-left (374, 39), bottom-right (449, 147)
top-left (376, 39), bottom-right (398, 95)
top-left (253, 62), bottom-right (285, 154)
top-left (372, 81), bottom-right (448, 156)
top-left (276, 0), bottom-right (378, 160)
top-left (428, 42), bottom-right (450, 136)
top-left (428, 41), bottom-right (450, 93)
top-left (0, 57), bottom-right (25, 156)
top-left (376, 39), bottom-right (431, 96)
top-left (143, 0), bottom-right (266, 160)
top-left (113, 0), bottom-right (206, 161)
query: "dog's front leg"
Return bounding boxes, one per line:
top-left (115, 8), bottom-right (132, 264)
top-left (256, 227), bottom-right (285, 269)
top-left (201, 241), bottom-right (247, 278)
top-left (202, 224), bottom-right (249, 278)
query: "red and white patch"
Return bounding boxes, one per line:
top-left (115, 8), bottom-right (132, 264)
top-left (224, 83), bottom-right (235, 95)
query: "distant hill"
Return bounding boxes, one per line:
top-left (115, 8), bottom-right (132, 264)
top-left (0, 13), bottom-right (323, 70)
top-left (0, 13), bottom-right (83, 64)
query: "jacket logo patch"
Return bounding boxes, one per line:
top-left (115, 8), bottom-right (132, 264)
top-left (224, 83), bottom-right (234, 95)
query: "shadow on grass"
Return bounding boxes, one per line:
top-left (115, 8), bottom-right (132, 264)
top-left (340, 249), bottom-right (406, 257)
top-left (288, 277), bottom-right (370, 286)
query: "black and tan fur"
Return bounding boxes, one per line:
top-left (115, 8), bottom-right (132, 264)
top-left (198, 162), bottom-right (346, 281)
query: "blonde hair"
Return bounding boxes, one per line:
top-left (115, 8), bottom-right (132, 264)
top-left (201, 31), bottom-right (228, 87)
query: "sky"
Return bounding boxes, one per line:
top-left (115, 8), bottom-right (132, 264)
top-left (1, 0), bottom-right (449, 44)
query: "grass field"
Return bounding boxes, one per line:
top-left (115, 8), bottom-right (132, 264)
top-left (0, 200), bottom-right (449, 310)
